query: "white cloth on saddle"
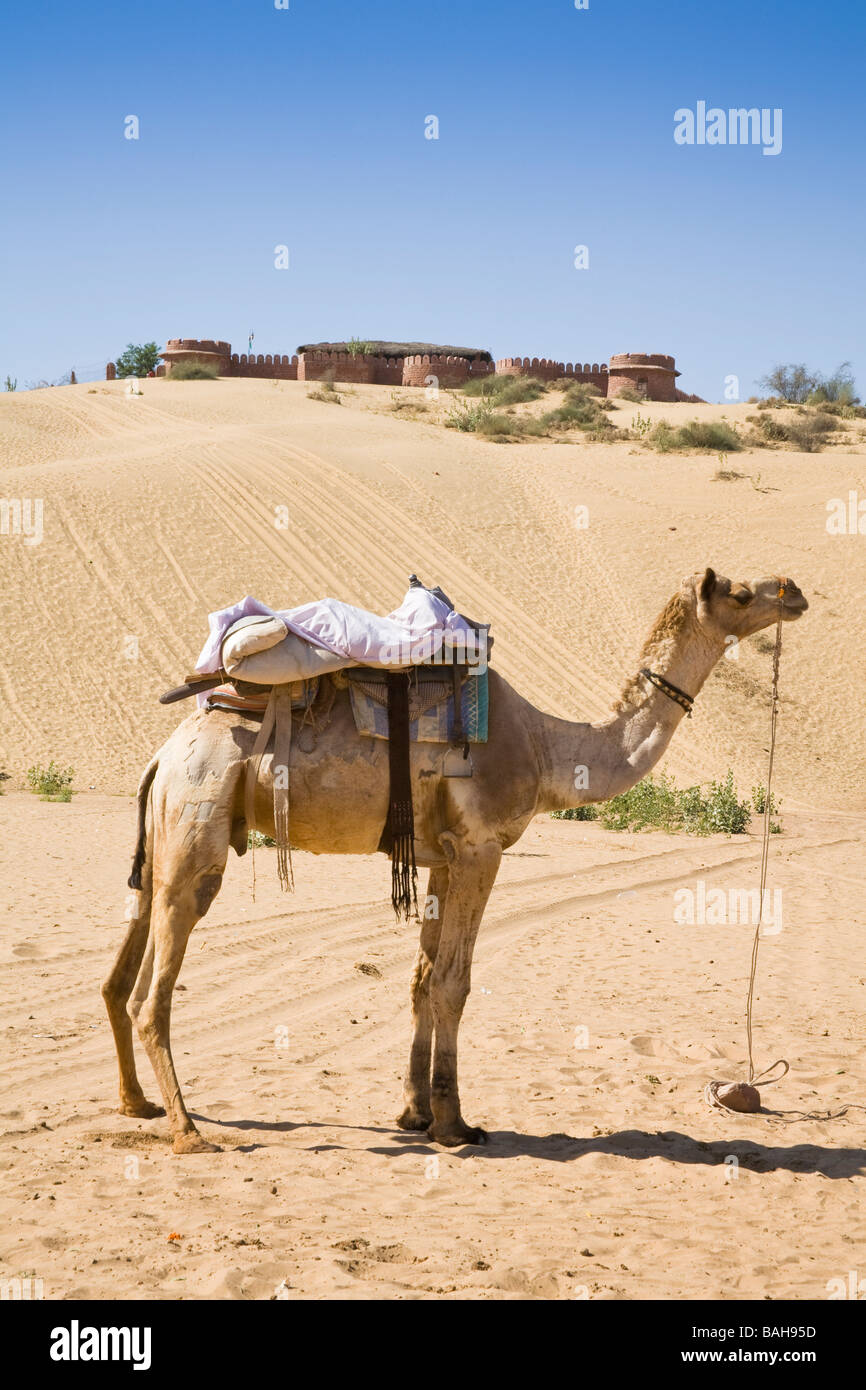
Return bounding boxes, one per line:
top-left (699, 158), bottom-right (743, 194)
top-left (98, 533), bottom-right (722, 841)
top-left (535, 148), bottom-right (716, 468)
top-left (194, 587), bottom-right (485, 684)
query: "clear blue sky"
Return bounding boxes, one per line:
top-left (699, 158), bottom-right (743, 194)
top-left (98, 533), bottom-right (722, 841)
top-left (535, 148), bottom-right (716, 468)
top-left (1, 0), bottom-right (863, 400)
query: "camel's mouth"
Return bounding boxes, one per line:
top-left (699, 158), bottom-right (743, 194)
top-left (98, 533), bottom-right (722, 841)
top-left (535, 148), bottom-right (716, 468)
top-left (782, 594), bottom-right (808, 619)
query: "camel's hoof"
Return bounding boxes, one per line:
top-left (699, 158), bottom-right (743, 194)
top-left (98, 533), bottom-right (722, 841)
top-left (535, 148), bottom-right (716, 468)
top-left (172, 1132), bottom-right (221, 1155)
top-left (427, 1123), bottom-right (487, 1148)
top-left (120, 1098), bottom-right (165, 1119)
top-left (396, 1106), bottom-right (434, 1132)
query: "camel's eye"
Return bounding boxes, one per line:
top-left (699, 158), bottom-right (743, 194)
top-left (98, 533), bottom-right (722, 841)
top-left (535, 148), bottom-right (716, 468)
top-left (732, 587), bottom-right (753, 605)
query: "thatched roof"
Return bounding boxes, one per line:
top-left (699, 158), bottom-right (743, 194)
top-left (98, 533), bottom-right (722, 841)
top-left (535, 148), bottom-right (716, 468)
top-left (296, 340), bottom-right (493, 363)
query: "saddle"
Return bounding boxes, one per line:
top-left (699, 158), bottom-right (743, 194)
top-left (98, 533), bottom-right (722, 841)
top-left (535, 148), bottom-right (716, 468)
top-left (158, 578), bottom-right (491, 919)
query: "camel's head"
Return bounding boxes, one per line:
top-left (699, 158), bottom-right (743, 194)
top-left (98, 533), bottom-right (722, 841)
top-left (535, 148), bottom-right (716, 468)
top-left (693, 568), bottom-right (808, 640)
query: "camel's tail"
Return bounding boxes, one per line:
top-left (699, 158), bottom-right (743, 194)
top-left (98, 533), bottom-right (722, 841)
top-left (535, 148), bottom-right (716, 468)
top-left (128, 756), bottom-right (159, 890)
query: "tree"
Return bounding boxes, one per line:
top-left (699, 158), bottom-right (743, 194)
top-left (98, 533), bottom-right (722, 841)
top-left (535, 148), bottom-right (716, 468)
top-left (809, 361), bottom-right (859, 406)
top-left (757, 363), bottom-right (819, 403)
top-left (115, 342), bottom-right (161, 378)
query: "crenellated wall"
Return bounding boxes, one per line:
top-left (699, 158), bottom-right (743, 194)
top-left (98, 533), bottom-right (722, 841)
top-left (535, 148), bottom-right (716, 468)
top-left (229, 353), bottom-right (298, 379)
top-left (108, 339), bottom-right (695, 400)
top-left (496, 357), bottom-right (610, 391)
top-left (297, 351), bottom-right (405, 385)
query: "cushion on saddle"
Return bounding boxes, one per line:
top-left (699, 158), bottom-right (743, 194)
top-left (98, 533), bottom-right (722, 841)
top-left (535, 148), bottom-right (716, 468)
top-left (220, 614), bottom-right (356, 684)
top-left (349, 671), bottom-right (488, 744)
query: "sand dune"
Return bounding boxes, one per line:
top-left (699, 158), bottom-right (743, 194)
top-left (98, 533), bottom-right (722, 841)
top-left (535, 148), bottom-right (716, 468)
top-left (1, 377), bottom-right (864, 1299)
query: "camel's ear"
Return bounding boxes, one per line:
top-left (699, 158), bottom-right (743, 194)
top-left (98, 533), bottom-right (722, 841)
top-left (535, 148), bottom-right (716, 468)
top-left (699, 567), bottom-right (717, 602)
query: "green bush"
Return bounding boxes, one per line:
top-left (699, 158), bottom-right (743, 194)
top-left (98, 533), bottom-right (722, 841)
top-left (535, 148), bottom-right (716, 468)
top-left (4, 376), bottom-right (16, 392)
top-left (26, 761), bottom-right (75, 802)
top-left (169, 361), bottom-right (219, 381)
top-left (463, 375), bottom-right (547, 405)
top-left (541, 385), bottom-right (615, 435)
top-left (751, 784), bottom-right (782, 834)
top-left (552, 770), bottom-right (753, 835)
top-left (248, 830), bottom-right (276, 847)
top-left (647, 419), bottom-right (742, 453)
top-left (675, 420), bottom-right (742, 451)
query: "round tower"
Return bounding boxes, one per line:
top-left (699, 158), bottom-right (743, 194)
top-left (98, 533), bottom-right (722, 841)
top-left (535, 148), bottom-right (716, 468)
top-left (160, 339), bottom-right (231, 376)
top-left (607, 352), bottom-right (679, 402)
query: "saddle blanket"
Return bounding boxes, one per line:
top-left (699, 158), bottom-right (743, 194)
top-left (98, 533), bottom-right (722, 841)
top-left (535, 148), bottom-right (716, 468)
top-left (349, 671), bottom-right (488, 744)
top-left (195, 587), bottom-right (488, 684)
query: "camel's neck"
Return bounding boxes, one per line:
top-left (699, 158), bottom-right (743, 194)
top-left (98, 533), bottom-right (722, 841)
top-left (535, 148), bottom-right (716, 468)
top-left (533, 613), bottom-right (722, 814)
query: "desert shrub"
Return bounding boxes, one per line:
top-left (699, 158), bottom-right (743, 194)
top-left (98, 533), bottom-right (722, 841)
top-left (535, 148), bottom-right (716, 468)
top-left (647, 419), bottom-right (741, 453)
top-left (169, 361), bottom-right (218, 380)
top-left (346, 338), bottom-right (375, 357)
top-left (463, 375), bottom-right (547, 405)
top-left (811, 400), bottom-right (866, 419)
top-left (446, 400), bottom-right (494, 432)
top-left (646, 420), bottom-right (678, 452)
top-left (676, 420), bottom-right (742, 451)
top-left (748, 412), bottom-right (788, 442)
top-left (248, 830), bottom-right (276, 847)
top-left (474, 411), bottom-right (519, 439)
top-left (553, 770), bottom-right (753, 835)
top-left (307, 386), bottom-right (342, 404)
top-left (696, 771), bottom-right (752, 835)
top-left (27, 761), bottom-right (74, 802)
top-left (541, 386), bottom-right (615, 435)
top-left (115, 342), bottom-right (161, 378)
top-left (615, 386), bottom-right (646, 403)
top-left (785, 412), bottom-right (836, 452)
top-left (752, 784), bottom-right (782, 833)
top-left (4, 376), bottom-right (16, 392)
top-left (551, 805), bottom-right (597, 821)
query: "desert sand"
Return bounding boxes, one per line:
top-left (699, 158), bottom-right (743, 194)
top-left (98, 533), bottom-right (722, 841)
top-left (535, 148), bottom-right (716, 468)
top-left (1, 376), bottom-right (864, 1299)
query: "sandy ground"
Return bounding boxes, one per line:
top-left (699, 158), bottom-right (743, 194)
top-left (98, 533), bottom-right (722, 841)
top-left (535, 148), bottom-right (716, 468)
top-left (1, 377), bottom-right (865, 1299)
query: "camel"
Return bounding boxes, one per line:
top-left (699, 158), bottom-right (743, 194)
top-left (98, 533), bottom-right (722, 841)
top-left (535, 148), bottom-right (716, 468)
top-left (102, 568), bottom-right (807, 1153)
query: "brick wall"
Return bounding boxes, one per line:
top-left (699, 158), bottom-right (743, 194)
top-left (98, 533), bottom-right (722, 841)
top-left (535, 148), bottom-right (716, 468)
top-left (229, 353), bottom-right (299, 380)
top-left (109, 338), bottom-right (689, 400)
top-left (401, 354), bottom-right (473, 388)
top-left (297, 351), bottom-right (407, 384)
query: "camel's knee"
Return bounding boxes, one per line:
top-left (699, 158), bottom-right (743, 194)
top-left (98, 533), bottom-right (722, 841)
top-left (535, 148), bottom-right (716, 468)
top-left (431, 967), bottom-right (470, 1017)
top-left (135, 999), bottom-right (164, 1045)
top-left (101, 973), bottom-right (121, 1010)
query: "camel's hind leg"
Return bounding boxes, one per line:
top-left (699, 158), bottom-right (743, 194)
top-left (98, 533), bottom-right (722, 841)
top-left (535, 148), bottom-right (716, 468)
top-left (427, 836), bottom-right (502, 1147)
top-left (131, 865), bottom-right (226, 1154)
top-left (396, 865), bottom-right (447, 1131)
top-left (101, 875), bottom-right (164, 1119)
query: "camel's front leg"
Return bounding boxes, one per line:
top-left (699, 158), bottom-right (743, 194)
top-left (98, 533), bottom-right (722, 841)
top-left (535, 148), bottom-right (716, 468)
top-left (396, 866), bottom-right (447, 1131)
top-left (428, 837), bottom-right (501, 1147)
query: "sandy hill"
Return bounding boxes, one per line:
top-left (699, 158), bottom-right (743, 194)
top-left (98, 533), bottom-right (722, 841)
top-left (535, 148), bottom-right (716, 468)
top-left (2, 375), bottom-right (866, 1302)
top-left (1, 376), bottom-right (862, 806)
